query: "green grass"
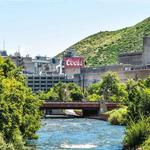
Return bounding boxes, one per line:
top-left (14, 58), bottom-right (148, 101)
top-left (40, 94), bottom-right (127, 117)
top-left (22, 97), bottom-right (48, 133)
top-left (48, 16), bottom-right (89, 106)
top-left (124, 117), bottom-right (150, 149)
top-left (57, 17), bottom-right (150, 66)
top-left (106, 106), bottom-right (127, 125)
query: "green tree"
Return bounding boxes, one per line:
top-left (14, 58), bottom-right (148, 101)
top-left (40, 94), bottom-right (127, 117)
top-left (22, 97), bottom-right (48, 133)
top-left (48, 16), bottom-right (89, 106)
top-left (0, 57), bottom-right (42, 148)
top-left (70, 89), bottom-right (83, 102)
top-left (53, 82), bottom-right (70, 101)
top-left (0, 133), bottom-right (14, 150)
top-left (88, 82), bottom-right (101, 95)
top-left (46, 89), bottom-right (59, 101)
top-left (67, 82), bottom-right (80, 91)
top-left (126, 79), bottom-right (150, 121)
top-left (100, 72), bottom-right (127, 102)
top-left (145, 75), bottom-right (150, 88)
top-left (0, 78), bottom-right (41, 142)
top-left (87, 94), bottom-right (101, 102)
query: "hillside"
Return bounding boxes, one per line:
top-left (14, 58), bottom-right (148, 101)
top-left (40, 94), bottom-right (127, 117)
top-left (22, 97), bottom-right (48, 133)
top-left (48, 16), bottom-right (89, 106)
top-left (57, 17), bottom-right (150, 66)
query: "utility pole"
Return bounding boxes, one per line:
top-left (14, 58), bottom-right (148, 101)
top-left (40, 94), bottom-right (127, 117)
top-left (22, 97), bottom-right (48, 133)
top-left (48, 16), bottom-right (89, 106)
top-left (82, 73), bottom-right (85, 94)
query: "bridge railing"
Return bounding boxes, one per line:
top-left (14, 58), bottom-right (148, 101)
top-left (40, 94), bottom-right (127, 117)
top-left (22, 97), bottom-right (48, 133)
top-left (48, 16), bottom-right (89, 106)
top-left (44, 100), bottom-right (121, 105)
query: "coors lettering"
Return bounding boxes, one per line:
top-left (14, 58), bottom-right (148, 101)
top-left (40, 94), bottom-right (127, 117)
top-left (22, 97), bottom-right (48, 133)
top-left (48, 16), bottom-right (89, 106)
top-left (64, 57), bottom-right (84, 68)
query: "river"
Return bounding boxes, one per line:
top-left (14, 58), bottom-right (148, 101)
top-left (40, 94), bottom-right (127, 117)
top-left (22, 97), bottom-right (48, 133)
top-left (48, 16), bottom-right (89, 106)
top-left (29, 118), bottom-right (125, 150)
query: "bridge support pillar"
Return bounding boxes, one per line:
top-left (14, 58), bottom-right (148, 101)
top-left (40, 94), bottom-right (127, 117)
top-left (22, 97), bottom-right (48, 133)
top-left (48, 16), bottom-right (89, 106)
top-left (99, 102), bottom-right (107, 113)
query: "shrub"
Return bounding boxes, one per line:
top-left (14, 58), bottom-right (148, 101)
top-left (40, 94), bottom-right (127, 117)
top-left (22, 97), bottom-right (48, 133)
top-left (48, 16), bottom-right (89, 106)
top-left (70, 89), bottom-right (83, 101)
top-left (126, 80), bottom-right (150, 121)
top-left (141, 136), bottom-right (150, 150)
top-left (46, 89), bottom-right (59, 101)
top-left (0, 133), bottom-right (14, 150)
top-left (87, 94), bottom-right (101, 102)
top-left (108, 107), bottom-right (127, 125)
top-left (124, 117), bottom-right (150, 149)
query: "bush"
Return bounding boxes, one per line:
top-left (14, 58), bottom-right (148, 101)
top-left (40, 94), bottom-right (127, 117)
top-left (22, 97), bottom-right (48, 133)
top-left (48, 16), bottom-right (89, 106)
top-left (0, 133), bottom-right (14, 150)
top-left (124, 117), bottom-right (150, 149)
top-left (126, 80), bottom-right (150, 121)
top-left (87, 94), bottom-right (101, 102)
top-left (141, 136), bottom-right (150, 150)
top-left (70, 89), bottom-right (83, 101)
top-left (46, 89), bottom-right (59, 101)
top-left (108, 107), bottom-right (127, 125)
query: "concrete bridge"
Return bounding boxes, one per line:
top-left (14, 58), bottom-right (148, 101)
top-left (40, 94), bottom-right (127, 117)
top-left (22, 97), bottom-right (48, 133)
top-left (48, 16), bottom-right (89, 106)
top-left (40, 101), bottom-right (119, 117)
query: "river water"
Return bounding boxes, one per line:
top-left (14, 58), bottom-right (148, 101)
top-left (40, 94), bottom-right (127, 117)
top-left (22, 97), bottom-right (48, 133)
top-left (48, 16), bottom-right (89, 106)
top-left (30, 118), bottom-right (125, 150)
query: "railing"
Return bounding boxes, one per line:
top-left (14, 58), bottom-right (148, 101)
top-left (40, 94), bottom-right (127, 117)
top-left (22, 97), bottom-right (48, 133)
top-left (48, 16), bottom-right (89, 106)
top-left (41, 101), bottom-right (120, 110)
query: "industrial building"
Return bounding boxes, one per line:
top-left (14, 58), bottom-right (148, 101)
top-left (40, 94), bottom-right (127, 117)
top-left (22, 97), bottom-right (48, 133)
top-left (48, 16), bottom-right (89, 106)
top-left (73, 36), bottom-right (150, 87)
top-left (27, 74), bottom-right (73, 92)
top-left (1, 36), bottom-right (150, 91)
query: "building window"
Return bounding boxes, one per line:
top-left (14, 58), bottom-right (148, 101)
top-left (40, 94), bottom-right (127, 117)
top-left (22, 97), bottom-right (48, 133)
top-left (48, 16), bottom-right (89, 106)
top-left (34, 85), bottom-right (39, 87)
top-left (54, 77), bottom-right (59, 79)
top-left (41, 85), bottom-right (46, 87)
top-left (28, 85), bottom-right (33, 87)
top-left (47, 85), bottom-right (52, 87)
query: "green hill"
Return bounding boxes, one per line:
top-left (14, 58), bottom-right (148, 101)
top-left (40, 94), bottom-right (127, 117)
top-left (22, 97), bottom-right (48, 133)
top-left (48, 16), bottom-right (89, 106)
top-left (58, 17), bottom-right (150, 66)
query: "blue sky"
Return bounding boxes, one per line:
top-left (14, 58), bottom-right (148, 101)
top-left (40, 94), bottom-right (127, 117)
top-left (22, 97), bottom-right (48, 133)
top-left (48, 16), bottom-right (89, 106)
top-left (0, 0), bottom-right (150, 57)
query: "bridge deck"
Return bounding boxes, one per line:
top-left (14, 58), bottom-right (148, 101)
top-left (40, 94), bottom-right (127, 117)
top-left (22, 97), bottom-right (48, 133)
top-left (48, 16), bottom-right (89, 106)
top-left (41, 102), bottom-right (119, 110)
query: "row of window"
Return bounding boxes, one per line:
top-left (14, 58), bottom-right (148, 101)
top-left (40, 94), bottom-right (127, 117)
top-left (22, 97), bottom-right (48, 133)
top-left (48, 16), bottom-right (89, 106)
top-left (28, 80), bottom-right (74, 92)
top-left (28, 77), bottom-right (65, 80)
top-left (28, 80), bottom-right (67, 83)
top-left (29, 85), bottom-right (53, 87)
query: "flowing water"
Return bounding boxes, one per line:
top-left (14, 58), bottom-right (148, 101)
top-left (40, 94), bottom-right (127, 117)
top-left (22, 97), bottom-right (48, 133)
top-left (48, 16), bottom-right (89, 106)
top-left (29, 118), bottom-right (125, 150)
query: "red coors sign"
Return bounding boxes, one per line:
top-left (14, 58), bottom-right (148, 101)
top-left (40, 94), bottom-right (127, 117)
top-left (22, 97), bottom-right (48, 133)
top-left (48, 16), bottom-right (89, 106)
top-left (64, 57), bottom-right (84, 68)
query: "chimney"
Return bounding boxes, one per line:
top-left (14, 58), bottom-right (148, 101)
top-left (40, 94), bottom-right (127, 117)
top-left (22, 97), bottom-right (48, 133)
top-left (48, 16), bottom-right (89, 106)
top-left (143, 36), bottom-right (150, 65)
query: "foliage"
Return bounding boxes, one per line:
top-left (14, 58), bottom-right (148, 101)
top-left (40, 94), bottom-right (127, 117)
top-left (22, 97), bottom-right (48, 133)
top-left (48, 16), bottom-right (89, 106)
top-left (67, 82), bottom-right (81, 91)
top-left (88, 82), bottom-right (101, 95)
top-left (36, 91), bottom-right (47, 100)
top-left (57, 17), bottom-right (150, 66)
top-left (99, 72), bottom-right (127, 102)
top-left (108, 107), bottom-right (127, 125)
top-left (126, 79), bottom-right (150, 121)
top-left (46, 89), bottom-right (59, 101)
top-left (123, 78), bottom-right (150, 149)
top-left (67, 83), bottom-right (84, 101)
top-left (0, 57), bottom-right (42, 149)
top-left (144, 75), bottom-right (150, 88)
top-left (141, 136), bottom-right (150, 150)
top-left (87, 94), bottom-right (101, 102)
top-left (0, 57), bottom-right (25, 83)
top-left (0, 133), bottom-right (14, 150)
top-left (43, 82), bottom-right (84, 102)
top-left (124, 117), bottom-right (150, 149)
top-left (70, 89), bottom-right (83, 101)
top-left (53, 82), bottom-right (70, 101)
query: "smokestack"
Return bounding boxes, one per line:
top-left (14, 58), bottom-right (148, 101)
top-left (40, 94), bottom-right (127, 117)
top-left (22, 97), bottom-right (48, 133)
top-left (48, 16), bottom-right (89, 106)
top-left (143, 36), bottom-right (150, 65)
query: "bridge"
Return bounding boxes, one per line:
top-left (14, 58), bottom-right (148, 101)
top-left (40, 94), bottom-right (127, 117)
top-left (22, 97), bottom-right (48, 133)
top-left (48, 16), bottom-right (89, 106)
top-left (40, 102), bottom-right (119, 117)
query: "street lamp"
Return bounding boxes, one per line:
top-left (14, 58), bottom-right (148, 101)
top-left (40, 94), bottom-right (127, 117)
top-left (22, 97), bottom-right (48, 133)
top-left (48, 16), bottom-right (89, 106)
top-left (64, 89), bottom-right (67, 102)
